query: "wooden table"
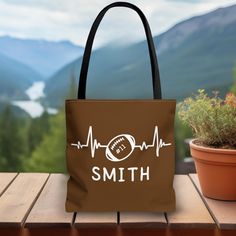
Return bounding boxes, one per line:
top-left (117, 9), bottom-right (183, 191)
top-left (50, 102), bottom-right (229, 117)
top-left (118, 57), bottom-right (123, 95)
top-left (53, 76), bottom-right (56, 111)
top-left (0, 173), bottom-right (235, 236)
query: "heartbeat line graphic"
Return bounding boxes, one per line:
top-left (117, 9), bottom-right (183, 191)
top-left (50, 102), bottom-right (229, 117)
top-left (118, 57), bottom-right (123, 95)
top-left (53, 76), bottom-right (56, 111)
top-left (71, 126), bottom-right (107, 158)
top-left (134, 126), bottom-right (171, 157)
top-left (71, 126), bottom-right (171, 161)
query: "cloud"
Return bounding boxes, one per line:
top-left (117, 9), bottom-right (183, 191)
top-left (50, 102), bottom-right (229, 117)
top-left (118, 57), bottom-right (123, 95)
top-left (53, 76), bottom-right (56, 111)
top-left (166, 0), bottom-right (204, 2)
top-left (0, 0), bottom-right (235, 47)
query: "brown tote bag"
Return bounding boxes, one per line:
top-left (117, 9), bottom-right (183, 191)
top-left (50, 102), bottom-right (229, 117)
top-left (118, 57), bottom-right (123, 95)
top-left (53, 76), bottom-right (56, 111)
top-left (65, 2), bottom-right (176, 212)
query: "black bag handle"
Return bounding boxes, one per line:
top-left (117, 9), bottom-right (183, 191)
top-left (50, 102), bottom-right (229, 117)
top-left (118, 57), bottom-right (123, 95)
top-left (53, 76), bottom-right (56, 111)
top-left (77, 1), bottom-right (162, 99)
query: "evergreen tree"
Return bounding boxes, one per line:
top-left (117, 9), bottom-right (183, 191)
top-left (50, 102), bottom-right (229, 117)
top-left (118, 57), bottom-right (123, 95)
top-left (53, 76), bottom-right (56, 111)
top-left (25, 111), bottom-right (66, 172)
top-left (231, 65), bottom-right (236, 95)
top-left (27, 111), bottom-right (50, 154)
top-left (0, 105), bottom-right (24, 171)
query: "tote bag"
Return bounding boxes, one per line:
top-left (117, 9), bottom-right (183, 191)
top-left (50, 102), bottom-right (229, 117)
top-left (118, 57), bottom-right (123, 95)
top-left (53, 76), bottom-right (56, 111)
top-left (65, 1), bottom-right (176, 212)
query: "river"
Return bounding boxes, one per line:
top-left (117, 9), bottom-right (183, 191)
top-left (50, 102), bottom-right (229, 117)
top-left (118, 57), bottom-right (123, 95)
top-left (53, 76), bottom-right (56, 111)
top-left (12, 81), bottom-right (57, 118)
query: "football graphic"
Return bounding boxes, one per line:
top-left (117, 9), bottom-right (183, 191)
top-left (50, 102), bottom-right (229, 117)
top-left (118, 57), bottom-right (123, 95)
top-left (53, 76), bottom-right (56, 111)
top-left (105, 134), bottom-right (136, 162)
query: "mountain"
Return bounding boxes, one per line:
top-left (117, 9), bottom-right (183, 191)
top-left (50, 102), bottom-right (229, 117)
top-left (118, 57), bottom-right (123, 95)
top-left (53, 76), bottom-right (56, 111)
top-left (0, 36), bottom-right (83, 78)
top-left (45, 4), bottom-right (236, 107)
top-left (0, 52), bottom-right (42, 101)
top-left (155, 4), bottom-right (236, 98)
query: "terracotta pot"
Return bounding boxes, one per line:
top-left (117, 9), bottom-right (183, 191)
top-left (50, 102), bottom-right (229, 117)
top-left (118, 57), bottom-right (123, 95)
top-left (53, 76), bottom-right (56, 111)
top-left (190, 139), bottom-right (236, 200)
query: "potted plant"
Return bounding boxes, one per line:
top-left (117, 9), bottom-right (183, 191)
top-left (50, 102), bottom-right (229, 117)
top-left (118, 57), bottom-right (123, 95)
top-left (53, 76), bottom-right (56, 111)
top-left (178, 89), bottom-right (236, 200)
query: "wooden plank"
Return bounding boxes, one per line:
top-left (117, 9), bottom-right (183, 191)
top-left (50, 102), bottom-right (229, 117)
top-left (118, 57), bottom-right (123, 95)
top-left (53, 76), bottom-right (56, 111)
top-left (120, 212), bottom-right (167, 228)
top-left (75, 212), bottom-right (117, 228)
top-left (166, 175), bottom-right (215, 228)
top-left (25, 174), bottom-right (73, 228)
top-left (190, 174), bottom-right (236, 230)
top-left (0, 173), bottom-right (49, 227)
top-left (0, 173), bottom-right (18, 196)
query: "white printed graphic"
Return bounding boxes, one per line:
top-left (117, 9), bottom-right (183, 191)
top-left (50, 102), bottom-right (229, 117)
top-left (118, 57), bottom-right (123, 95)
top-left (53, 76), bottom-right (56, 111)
top-left (71, 126), bottom-right (171, 162)
top-left (106, 134), bottom-right (135, 162)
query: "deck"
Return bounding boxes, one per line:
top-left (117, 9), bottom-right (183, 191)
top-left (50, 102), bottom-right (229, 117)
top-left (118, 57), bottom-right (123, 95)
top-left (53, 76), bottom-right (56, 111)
top-left (0, 173), bottom-right (235, 236)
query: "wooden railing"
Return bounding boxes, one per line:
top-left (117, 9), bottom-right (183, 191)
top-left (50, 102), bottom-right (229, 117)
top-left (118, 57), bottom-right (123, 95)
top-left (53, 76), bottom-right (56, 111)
top-left (0, 173), bottom-right (235, 236)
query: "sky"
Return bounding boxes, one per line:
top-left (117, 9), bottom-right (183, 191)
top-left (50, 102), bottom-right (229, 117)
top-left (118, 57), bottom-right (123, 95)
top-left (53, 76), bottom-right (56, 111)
top-left (0, 0), bottom-right (236, 47)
